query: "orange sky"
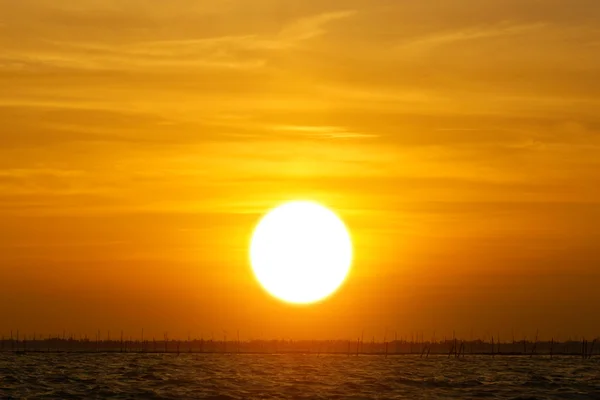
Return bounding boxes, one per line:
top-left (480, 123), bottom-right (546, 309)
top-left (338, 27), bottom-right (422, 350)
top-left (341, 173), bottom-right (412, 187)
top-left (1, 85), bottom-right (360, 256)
top-left (1, 0), bottom-right (599, 341)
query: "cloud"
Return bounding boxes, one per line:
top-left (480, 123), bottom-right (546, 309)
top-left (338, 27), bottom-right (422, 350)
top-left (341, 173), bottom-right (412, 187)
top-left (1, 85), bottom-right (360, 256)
top-left (272, 125), bottom-right (378, 139)
top-left (0, 7), bottom-right (356, 73)
top-left (397, 21), bottom-right (547, 51)
top-left (279, 10), bottom-right (357, 42)
top-left (1, 1), bottom-right (599, 198)
top-left (0, 39), bottom-right (268, 72)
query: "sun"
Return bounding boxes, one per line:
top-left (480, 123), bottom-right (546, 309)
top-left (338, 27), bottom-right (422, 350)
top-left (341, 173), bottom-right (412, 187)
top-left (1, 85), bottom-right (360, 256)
top-left (250, 201), bottom-right (353, 304)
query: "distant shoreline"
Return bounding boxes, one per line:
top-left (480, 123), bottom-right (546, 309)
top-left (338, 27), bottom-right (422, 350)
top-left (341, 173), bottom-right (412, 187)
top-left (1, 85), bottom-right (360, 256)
top-left (1, 338), bottom-right (597, 358)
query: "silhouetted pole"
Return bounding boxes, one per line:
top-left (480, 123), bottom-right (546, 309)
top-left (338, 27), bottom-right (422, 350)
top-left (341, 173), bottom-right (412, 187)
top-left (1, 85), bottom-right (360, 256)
top-left (531, 330), bottom-right (539, 358)
top-left (497, 333), bottom-right (500, 355)
top-left (385, 342), bottom-right (388, 358)
top-left (588, 339), bottom-right (597, 359)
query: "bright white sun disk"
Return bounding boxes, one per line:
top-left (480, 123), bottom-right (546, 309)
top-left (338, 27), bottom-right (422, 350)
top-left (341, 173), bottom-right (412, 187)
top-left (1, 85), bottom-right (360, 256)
top-left (250, 201), bottom-right (353, 304)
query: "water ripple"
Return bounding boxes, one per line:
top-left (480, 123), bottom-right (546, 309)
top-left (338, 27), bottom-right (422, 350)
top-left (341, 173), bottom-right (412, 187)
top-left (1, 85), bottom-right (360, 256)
top-left (0, 354), bottom-right (599, 399)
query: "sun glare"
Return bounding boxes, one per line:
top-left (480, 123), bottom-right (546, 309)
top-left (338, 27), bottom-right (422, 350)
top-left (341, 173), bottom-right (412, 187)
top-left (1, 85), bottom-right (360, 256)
top-left (250, 201), bottom-right (353, 304)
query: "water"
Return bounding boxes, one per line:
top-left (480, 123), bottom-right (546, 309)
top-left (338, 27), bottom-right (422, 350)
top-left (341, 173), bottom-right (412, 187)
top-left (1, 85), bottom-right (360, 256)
top-left (1, 354), bottom-right (599, 399)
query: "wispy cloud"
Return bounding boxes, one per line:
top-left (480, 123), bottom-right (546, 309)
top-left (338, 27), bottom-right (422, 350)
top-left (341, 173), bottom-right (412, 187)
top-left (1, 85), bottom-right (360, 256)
top-left (397, 21), bottom-right (547, 50)
top-left (273, 125), bottom-right (378, 139)
top-left (279, 10), bottom-right (357, 42)
top-left (0, 9), bottom-right (357, 73)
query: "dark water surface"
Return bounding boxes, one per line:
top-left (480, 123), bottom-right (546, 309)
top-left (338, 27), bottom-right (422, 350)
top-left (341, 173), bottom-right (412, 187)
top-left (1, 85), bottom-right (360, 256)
top-left (1, 353), bottom-right (599, 399)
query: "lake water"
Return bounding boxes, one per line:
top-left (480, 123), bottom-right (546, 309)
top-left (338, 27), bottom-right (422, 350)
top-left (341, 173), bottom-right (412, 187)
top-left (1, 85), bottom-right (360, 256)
top-left (1, 353), bottom-right (599, 399)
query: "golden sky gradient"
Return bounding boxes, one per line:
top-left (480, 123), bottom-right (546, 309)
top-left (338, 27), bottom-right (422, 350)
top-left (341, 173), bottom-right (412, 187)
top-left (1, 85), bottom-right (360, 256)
top-left (1, 0), bottom-right (599, 341)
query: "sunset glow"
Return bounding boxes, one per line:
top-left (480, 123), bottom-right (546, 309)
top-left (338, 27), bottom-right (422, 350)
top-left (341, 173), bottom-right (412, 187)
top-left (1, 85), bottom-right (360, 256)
top-left (1, 1), bottom-right (599, 341)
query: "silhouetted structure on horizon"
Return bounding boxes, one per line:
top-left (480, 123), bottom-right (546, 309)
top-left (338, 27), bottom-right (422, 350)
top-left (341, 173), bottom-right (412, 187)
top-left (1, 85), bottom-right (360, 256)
top-left (0, 333), bottom-right (597, 358)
